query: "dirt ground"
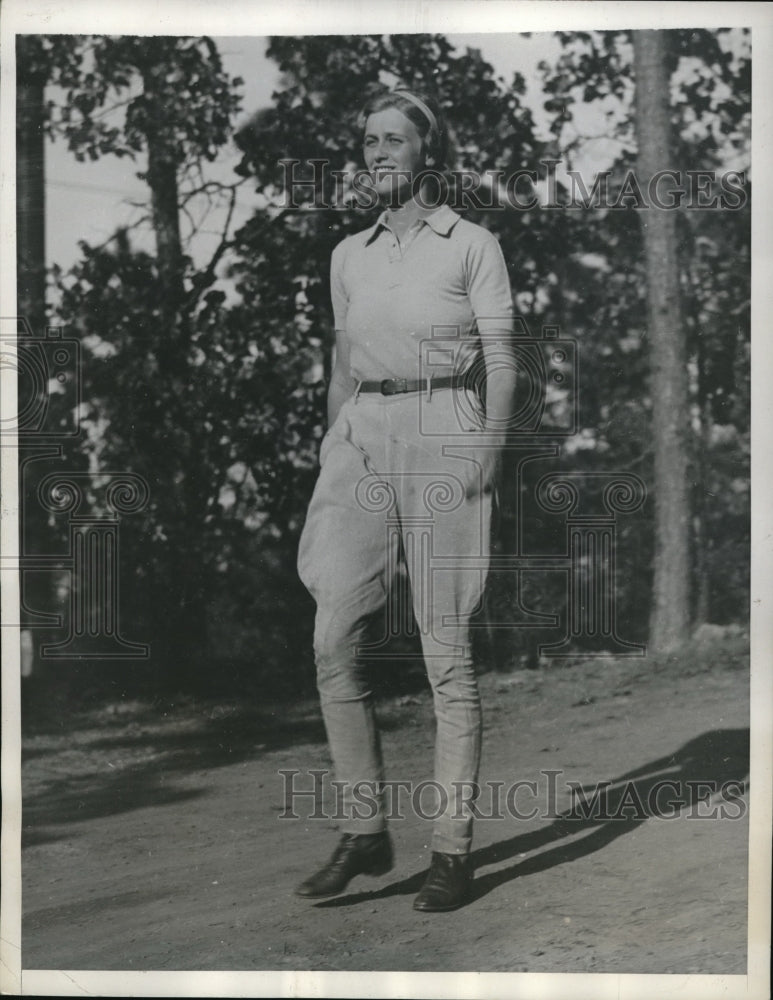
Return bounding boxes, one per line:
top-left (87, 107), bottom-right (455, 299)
top-left (21, 633), bottom-right (750, 976)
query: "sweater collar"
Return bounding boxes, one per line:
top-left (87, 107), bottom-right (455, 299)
top-left (366, 204), bottom-right (460, 244)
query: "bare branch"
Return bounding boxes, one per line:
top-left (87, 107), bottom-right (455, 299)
top-left (178, 178), bottom-right (244, 209)
top-left (179, 202), bottom-right (199, 241)
top-left (84, 217), bottom-right (153, 254)
top-left (88, 93), bottom-right (141, 122)
top-left (184, 182), bottom-right (242, 309)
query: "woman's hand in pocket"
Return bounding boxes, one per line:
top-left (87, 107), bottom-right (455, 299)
top-left (464, 447), bottom-right (500, 500)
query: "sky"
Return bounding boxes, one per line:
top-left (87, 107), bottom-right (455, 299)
top-left (42, 28), bottom-right (749, 290)
top-left (45, 32), bottom-right (574, 275)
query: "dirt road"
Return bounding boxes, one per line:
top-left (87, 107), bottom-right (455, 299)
top-left (21, 636), bottom-right (749, 975)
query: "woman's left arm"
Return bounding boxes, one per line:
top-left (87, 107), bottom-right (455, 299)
top-left (464, 335), bottom-right (517, 499)
top-left (465, 232), bottom-right (517, 499)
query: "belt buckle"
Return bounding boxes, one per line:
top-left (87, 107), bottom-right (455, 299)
top-left (381, 378), bottom-right (406, 395)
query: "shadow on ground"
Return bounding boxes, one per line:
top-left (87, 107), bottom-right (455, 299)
top-left (312, 727), bottom-right (750, 909)
top-left (21, 657), bottom-right (435, 837)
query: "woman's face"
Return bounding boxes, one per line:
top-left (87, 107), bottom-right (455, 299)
top-left (363, 107), bottom-right (428, 204)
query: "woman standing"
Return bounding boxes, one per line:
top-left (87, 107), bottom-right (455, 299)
top-left (296, 87), bottom-right (516, 912)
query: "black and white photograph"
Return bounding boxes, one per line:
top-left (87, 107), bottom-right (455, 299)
top-left (1, 1), bottom-right (771, 997)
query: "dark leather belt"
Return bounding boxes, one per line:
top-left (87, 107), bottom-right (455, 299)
top-left (358, 375), bottom-right (470, 396)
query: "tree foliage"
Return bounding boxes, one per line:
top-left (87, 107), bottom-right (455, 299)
top-left (539, 28), bottom-right (750, 629)
top-left (38, 30), bottom-right (750, 686)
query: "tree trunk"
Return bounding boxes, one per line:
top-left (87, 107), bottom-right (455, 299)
top-left (138, 55), bottom-right (210, 669)
top-left (146, 144), bottom-right (184, 306)
top-left (140, 60), bottom-right (185, 330)
top-left (16, 37), bottom-right (55, 657)
top-left (16, 36), bottom-right (47, 337)
top-left (633, 31), bottom-right (691, 654)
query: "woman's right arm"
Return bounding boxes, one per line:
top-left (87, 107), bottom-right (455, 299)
top-left (328, 239), bottom-right (357, 427)
top-left (327, 328), bottom-right (358, 428)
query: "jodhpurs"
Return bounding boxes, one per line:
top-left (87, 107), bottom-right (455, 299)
top-left (297, 387), bottom-right (491, 854)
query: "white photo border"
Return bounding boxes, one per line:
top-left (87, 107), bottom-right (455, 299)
top-left (1, 2), bottom-right (770, 998)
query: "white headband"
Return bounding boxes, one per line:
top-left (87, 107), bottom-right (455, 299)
top-left (392, 89), bottom-right (440, 137)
